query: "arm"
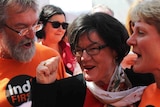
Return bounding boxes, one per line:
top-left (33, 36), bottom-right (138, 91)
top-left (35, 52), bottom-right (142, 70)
top-left (31, 74), bottom-right (86, 107)
top-left (31, 56), bottom-right (86, 107)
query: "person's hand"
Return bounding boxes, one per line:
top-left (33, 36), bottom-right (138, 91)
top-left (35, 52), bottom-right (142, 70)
top-left (36, 56), bottom-right (60, 84)
top-left (121, 53), bottom-right (137, 69)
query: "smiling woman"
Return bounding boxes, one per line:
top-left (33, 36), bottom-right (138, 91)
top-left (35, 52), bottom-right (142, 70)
top-left (30, 12), bottom-right (155, 107)
top-left (36, 4), bottom-right (77, 75)
top-left (67, 12), bottom-right (154, 107)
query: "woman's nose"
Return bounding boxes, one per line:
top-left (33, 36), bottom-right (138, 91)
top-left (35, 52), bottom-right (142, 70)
top-left (80, 50), bottom-right (91, 61)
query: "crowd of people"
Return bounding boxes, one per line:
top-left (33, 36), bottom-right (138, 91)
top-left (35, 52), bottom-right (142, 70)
top-left (36, 4), bottom-right (76, 75)
top-left (0, 0), bottom-right (159, 107)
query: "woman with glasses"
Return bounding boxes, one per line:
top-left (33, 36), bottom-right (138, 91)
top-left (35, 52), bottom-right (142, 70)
top-left (31, 12), bottom-right (154, 107)
top-left (68, 12), bottom-right (155, 107)
top-left (36, 4), bottom-right (76, 75)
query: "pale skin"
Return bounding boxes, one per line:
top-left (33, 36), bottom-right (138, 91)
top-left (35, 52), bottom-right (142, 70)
top-left (41, 14), bottom-right (80, 76)
top-left (0, 7), bottom-right (38, 61)
top-left (42, 14), bottom-right (66, 52)
top-left (4, 8), bottom-right (37, 44)
top-left (36, 56), bottom-right (82, 84)
top-left (127, 20), bottom-right (160, 88)
top-left (77, 31), bottom-right (117, 88)
top-left (36, 56), bottom-right (60, 84)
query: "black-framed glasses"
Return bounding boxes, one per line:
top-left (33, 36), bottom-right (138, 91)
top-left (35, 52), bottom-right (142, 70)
top-left (74, 44), bottom-right (108, 57)
top-left (5, 24), bottom-right (43, 36)
top-left (47, 21), bottom-right (68, 29)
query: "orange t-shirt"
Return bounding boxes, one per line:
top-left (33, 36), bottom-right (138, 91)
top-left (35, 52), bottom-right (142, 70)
top-left (139, 83), bottom-right (160, 107)
top-left (0, 43), bottom-right (67, 107)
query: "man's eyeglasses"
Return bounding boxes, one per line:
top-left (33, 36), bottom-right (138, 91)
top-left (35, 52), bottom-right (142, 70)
top-left (74, 44), bottom-right (108, 57)
top-left (5, 24), bottom-right (43, 36)
top-left (47, 21), bottom-right (68, 30)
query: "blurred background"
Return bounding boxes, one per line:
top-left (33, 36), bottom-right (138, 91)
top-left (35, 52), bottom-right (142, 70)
top-left (37, 0), bottom-right (134, 24)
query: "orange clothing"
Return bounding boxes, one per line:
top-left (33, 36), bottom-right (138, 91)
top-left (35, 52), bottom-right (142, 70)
top-left (0, 43), bottom-right (67, 107)
top-left (139, 83), bottom-right (160, 107)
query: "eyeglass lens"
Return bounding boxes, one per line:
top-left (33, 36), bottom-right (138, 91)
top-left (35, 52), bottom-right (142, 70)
top-left (48, 21), bottom-right (68, 29)
top-left (74, 44), bottom-right (108, 57)
top-left (5, 24), bottom-right (43, 36)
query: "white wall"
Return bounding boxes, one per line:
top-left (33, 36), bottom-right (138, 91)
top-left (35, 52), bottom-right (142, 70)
top-left (37, 0), bottom-right (49, 10)
top-left (49, 0), bottom-right (92, 23)
top-left (92, 0), bottom-right (134, 24)
top-left (37, 0), bottom-right (134, 24)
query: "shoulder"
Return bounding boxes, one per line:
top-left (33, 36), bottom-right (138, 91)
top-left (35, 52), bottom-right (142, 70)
top-left (31, 43), bottom-right (61, 62)
top-left (144, 83), bottom-right (157, 93)
top-left (35, 43), bottom-right (60, 56)
top-left (139, 83), bottom-right (159, 107)
top-left (142, 83), bottom-right (159, 98)
top-left (36, 43), bottom-right (58, 53)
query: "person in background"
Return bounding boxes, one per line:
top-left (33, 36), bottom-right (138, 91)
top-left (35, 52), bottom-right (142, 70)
top-left (127, 0), bottom-right (160, 106)
top-left (31, 12), bottom-right (154, 107)
top-left (91, 4), bottom-right (114, 17)
top-left (36, 4), bottom-right (76, 75)
top-left (0, 0), bottom-right (67, 107)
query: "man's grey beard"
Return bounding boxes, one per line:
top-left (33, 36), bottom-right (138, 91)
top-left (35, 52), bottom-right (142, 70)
top-left (4, 37), bottom-right (36, 63)
top-left (12, 41), bottom-right (36, 63)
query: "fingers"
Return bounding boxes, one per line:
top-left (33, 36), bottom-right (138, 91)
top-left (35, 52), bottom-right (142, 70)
top-left (42, 56), bottom-right (60, 75)
top-left (36, 56), bottom-right (60, 84)
top-left (121, 53), bottom-right (137, 69)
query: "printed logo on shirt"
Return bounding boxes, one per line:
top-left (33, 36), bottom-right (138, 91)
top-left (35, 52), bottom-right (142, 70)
top-left (5, 75), bottom-right (33, 106)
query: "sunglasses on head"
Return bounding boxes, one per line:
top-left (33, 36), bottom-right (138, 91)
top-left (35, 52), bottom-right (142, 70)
top-left (47, 21), bottom-right (68, 29)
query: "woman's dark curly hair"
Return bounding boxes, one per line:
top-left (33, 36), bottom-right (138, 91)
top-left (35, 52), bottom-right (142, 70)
top-left (67, 12), bottom-right (130, 64)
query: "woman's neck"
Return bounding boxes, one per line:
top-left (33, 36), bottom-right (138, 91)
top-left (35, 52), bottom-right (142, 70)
top-left (95, 65), bottom-right (117, 90)
top-left (95, 81), bottom-right (109, 90)
top-left (153, 71), bottom-right (160, 88)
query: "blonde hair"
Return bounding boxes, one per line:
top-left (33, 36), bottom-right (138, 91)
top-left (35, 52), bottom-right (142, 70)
top-left (130, 0), bottom-right (160, 33)
top-left (125, 0), bottom-right (143, 35)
